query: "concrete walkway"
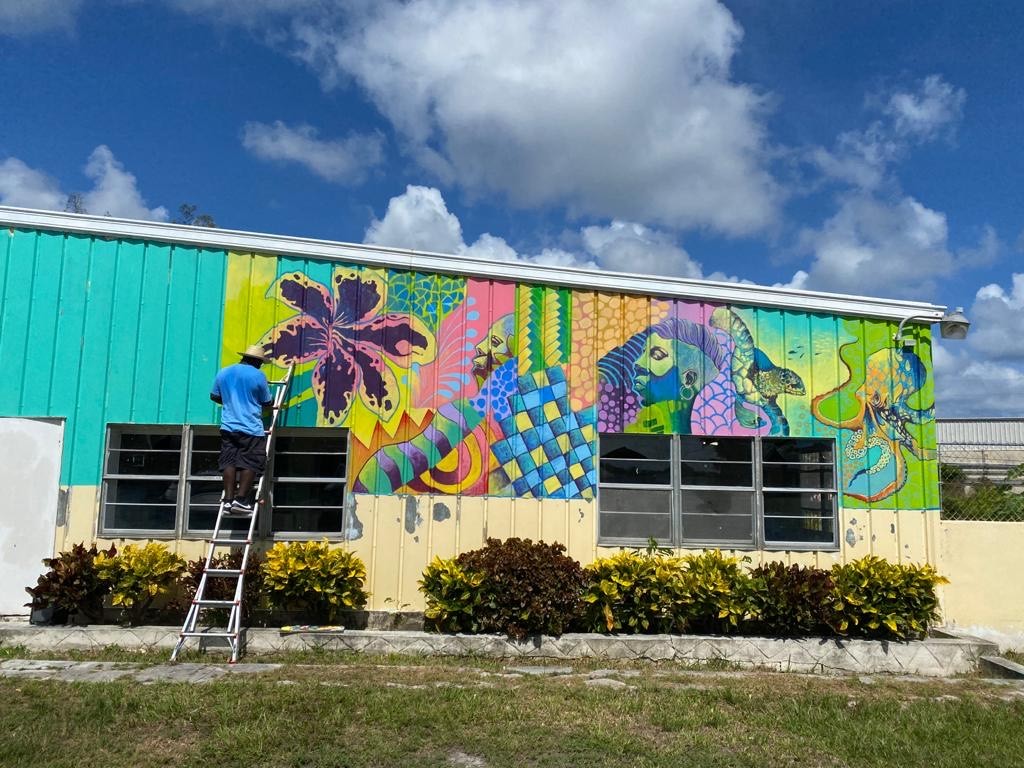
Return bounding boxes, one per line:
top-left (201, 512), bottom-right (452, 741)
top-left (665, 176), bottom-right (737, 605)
top-left (0, 658), bottom-right (280, 683)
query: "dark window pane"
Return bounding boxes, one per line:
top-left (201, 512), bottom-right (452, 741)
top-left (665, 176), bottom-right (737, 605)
top-left (191, 433), bottom-right (222, 452)
top-left (680, 461), bottom-right (753, 487)
top-left (187, 504), bottom-right (250, 532)
top-left (599, 459), bottom-right (671, 485)
top-left (273, 481), bottom-right (346, 509)
top-left (681, 513), bottom-right (753, 543)
top-left (274, 451), bottom-right (347, 479)
top-left (762, 463), bottom-right (835, 489)
top-left (598, 487), bottom-right (672, 514)
top-left (679, 436), bottom-right (751, 462)
top-left (761, 438), bottom-right (834, 464)
top-left (600, 512), bottom-right (671, 541)
top-left (599, 433), bottom-right (670, 461)
top-left (681, 489), bottom-right (754, 517)
top-left (105, 478), bottom-right (178, 505)
top-left (276, 434), bottom-right (348, 455)
top-left (189, 450), bottom-right (222, 476)
top-left (271, 508), bottom-right (345, 534)
top-left (764, 515), bottom-right (835, 545)
top-left (762, 491), bottom-right (836, 517)
top-left (102, 477), bottom-right (176, 531)
top-left (106, 432), bottom-right (182, 476)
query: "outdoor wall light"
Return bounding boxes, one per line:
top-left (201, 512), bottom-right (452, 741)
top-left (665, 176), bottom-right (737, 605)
top-left (894, 308), bottom-right (971, 349)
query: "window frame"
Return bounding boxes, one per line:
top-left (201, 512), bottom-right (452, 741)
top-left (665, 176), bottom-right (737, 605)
top-left (100, 424), bottom-right (187, 539)
top-left (597, 433), bottom-right (838, 551)
top-left (100, 424), bottom-right (350, 541)
top-left (266, 427), bottom-right (349, 541)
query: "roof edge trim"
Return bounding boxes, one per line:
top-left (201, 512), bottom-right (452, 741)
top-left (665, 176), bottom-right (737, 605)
top-left (0, 206), bottom-right (946, 323)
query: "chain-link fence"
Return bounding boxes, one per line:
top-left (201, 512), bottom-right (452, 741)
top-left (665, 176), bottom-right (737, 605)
top-left (939, 445), bottom-right (1024, 521)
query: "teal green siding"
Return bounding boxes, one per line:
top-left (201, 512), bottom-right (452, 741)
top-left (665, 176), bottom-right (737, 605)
top-left (0, 228), bottom-right (228, 485)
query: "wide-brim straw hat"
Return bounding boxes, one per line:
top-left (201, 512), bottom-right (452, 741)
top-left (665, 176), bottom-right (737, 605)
top-left (239, 344), bottom-right (270, 362)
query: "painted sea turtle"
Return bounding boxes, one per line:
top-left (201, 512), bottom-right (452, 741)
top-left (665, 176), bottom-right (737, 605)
top-left (708, 308), bottom-right (806, 435)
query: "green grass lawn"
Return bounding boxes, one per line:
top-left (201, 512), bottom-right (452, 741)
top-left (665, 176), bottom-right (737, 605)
top-left (1, 652), bottom-right (1022, 768)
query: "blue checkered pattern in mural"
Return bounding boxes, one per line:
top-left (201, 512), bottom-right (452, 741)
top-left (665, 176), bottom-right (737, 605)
top-left (491, 367), bottom-right (597, 499)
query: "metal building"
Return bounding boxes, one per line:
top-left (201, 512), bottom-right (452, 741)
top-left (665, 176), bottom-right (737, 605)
top-left (0, 206), bottom-right (953, 614)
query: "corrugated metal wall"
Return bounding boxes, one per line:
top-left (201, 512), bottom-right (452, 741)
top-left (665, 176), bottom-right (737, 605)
top-left (0, 226), bottom-right (940, 510)
top-left (0, 228), bottom-right (226, 484)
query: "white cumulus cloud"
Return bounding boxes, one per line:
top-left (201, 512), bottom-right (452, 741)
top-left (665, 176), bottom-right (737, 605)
top-left (884, 75), bottom-right (967, 142)
top-left (364, 185), bottom-right (465, 254)
top-left (794, 193), bottom-right (954, 297)
top-left (287, 0), bottom-right (779, 234)
top-left (0, 158), bottom-right (66, 210)
top-left (363, 185), bottom-right (729, 279)
top-left (80, 146), bottom-right (168, 221)
top-left (968, 273), bottom-right (1024, 362)
top-left (811, 75), bottom-right (966, 191)
top-left (0, 146), bottom-right (167, 221)
top-left (241, 120), bottom-right (384, 183)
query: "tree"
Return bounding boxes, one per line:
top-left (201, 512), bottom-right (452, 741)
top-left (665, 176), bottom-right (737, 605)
top-left (173, 203), bottom-right (216, 228)
top-left (64, 193), bottom-right (86, 214)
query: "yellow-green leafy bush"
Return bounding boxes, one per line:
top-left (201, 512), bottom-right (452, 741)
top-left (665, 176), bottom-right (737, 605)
top-left (829, 555), bottom-right (947, 640)
top-left (95, 542), bottom-right (186, 625)
top-left (581, 551), bottom-right (690, 634)
top-left (678, 550), bottom-right (759, 634)
top-left (261, 541), bottom-right (368, 623)
top-left (419, 556), bottom-right (486, 633)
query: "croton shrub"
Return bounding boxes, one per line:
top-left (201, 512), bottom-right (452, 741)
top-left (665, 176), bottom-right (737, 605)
top-left (421, 543), bottom-right (949, 641)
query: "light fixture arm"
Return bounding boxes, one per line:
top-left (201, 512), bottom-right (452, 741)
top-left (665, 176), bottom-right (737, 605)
top-left (893, 314), bottom-right (932, 343)
top-left (894, 307), bottom-right (970, 346)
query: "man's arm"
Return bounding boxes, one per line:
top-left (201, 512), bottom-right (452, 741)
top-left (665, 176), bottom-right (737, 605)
top-left (211, 371), bottom-right (223, 404)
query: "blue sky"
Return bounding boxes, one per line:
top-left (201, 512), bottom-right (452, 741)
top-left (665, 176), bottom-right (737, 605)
top-left (1, 0), bottom-right (1022, 416)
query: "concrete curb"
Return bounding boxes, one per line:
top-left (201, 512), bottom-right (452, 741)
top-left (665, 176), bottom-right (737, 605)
top-left (0, 624), bottom-right (998, 677)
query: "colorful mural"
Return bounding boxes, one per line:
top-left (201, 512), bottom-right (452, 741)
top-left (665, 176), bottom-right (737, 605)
top-left (220, 253), bottom-right (938, 509)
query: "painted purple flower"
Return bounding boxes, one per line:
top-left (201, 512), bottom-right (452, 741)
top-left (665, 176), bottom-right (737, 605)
top-left (259, 269), bottom-right (436, 424)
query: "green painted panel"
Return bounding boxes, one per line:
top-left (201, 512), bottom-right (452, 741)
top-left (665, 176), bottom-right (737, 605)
top-left (0, 229), bottom-right (36, 410)
top-left (158, 245), bottom-right (200, 422)
top-left (131, 242), bottom-right (172, 421)
top-left (103, 239), bottom-right (146, 424)
top-left (19, 232), bottom-right (63, 415)
top-left (185, 247), bottom-right (228, 424)
top-left (68, 237), bottom-right (119, 484)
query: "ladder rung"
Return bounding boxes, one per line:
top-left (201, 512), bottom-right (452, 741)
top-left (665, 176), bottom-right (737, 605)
top-left (204, 569), bottom-right (243, 577)
top-left (211, 538), bottom-right (252, 545)
top-left (181, 631), bottom-right (236, 638)
top-left (195, 599), bottom-right (237, 607)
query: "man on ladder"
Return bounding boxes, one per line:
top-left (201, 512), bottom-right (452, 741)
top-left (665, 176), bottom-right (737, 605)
top-left (173, 345), bottom-right (292, 663)
top-left (210, 344), bottom-right (274, 515)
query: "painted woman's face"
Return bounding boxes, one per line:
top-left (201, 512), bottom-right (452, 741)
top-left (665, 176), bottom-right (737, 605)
top-left (472, 314), bottom-right (516, 383)
top-left (633, 331), bottom-right (706, 406)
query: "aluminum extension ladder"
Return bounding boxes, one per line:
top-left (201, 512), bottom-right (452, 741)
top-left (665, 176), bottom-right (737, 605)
top-left (171, 365), bottom-right (294, 663)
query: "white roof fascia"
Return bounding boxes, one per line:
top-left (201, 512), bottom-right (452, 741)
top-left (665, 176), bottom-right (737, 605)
top-left (0, 205), bottom-right (946, 324)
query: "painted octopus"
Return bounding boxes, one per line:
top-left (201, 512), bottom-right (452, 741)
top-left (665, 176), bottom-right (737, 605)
top-left (811, 347), bottom-right (933, 502)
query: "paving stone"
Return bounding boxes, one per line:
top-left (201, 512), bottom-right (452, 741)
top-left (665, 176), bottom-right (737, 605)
top-left (448, 751), bottom-right (488, 767)
top-left (584, 678), bottom-right (632, 689)
top-left (504, 665), bottom-right (574, 676)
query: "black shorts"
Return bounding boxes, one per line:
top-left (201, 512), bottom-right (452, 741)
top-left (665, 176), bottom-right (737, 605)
top-left (218, 430), bottom-right (267, 474)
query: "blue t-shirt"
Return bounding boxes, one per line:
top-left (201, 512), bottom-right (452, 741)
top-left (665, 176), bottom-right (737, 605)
top-left (211, 364), bottom-right (272, 436)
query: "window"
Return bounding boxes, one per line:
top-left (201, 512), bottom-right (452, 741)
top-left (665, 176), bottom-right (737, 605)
top-left (270, 431), bottom-right (348, 535)
top-left (101, 425), bottom-right (349, 538)
top-left (597, 434), bottom-right (837, 549)
top-left (102, 427), bottom-right (181, 533)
